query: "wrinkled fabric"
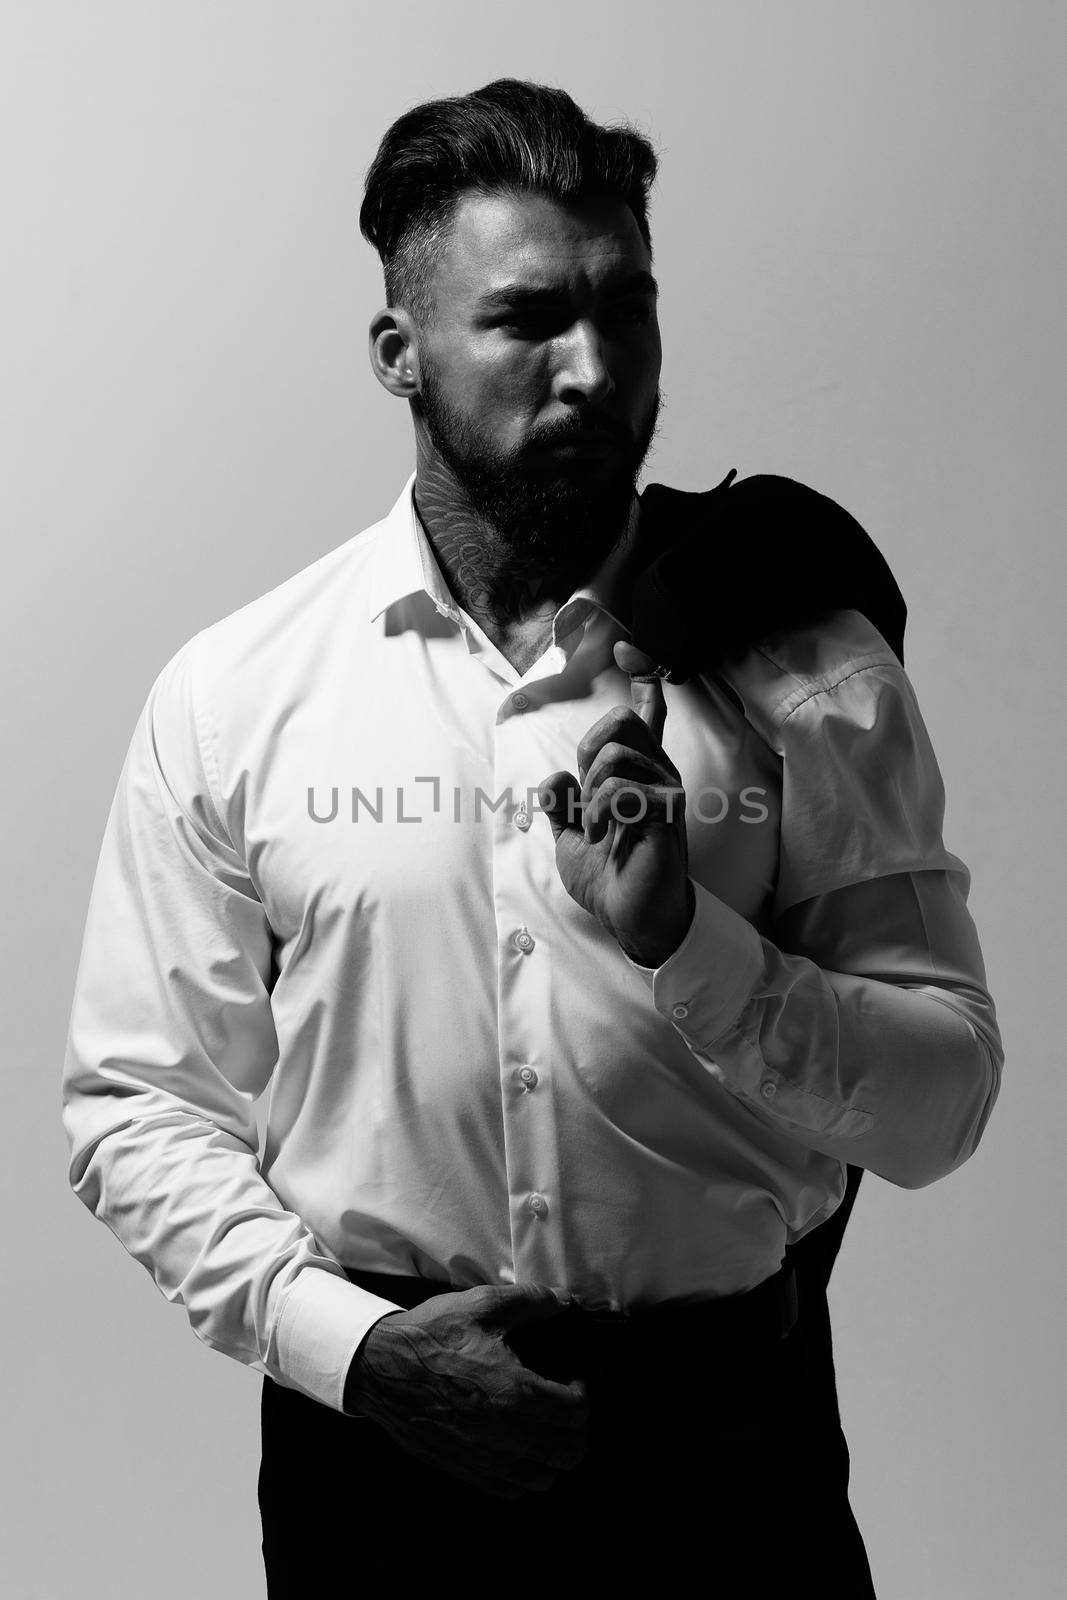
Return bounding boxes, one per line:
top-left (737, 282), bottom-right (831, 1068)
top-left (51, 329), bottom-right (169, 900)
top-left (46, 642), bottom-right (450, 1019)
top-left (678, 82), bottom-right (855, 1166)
top-left (62, 474), bottom-right (1002, 1412)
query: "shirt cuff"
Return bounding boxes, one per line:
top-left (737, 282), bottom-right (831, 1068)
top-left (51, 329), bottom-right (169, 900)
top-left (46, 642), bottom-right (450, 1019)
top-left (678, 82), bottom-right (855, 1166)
top-left (273, 1265), bottom-right (404, 1414)
top-left (626, 878), bottom-right (765, 1046)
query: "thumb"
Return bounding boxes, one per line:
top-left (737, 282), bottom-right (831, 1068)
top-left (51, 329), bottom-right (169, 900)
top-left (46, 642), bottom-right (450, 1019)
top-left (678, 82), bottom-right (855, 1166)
top-left (477, 1283), bottom-right (575, 1332)
top-left (537, 768), bottom-right (583, 846)
top-left (614, 639), bottom-right (668, 744)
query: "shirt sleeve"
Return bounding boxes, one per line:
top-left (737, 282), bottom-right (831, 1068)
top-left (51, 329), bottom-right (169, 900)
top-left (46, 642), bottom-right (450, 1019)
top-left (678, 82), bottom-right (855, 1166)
top-left (61, 637), bottom-right (403, 1412)
top-left (628, 657), bottom-right (1004, 1189)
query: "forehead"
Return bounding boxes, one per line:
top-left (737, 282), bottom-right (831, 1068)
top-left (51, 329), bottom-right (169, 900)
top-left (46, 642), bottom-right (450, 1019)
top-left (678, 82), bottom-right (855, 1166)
top-left (432, 189), bottom-right (651, 307)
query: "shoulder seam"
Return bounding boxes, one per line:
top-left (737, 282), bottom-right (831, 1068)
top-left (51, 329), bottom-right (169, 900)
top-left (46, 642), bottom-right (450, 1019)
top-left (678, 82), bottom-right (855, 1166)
top-left (183, 632), bottom-right (238, 851)
top-left (771, 654), bottom-right (902, 732)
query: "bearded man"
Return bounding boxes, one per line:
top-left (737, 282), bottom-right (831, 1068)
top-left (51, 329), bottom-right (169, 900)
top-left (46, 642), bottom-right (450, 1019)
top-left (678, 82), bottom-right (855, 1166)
top-left (63, 79), bottom-right (1002, 1595)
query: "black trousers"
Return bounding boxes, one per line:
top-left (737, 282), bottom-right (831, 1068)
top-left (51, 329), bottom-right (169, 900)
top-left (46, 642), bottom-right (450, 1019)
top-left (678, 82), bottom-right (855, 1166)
top-left (259, 1251), bottom-right (875, 1595)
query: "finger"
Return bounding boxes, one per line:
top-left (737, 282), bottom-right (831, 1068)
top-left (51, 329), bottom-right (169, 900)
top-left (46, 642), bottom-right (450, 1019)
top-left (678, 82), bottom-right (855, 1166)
top-left (536, 770), bottom-right (585, 847)
top-left (460, 1432), bottom-right (580, 1490)
top-left (576, 703), bottom-right (664, 783)
top-left (477, 1428), bottom-right (580, 1481)
top-left (629, 674), bottom-right (668, 748)
top-left (630, 674), bottom-right (667, 744)
top-left (524, 1373), bottom-right (590, 1424)
top-left (474, 1281), bottom-right (577, 1331)
top-left (497, 1366), bottom-right (590, 1430)
top-left (393, 1386), bottom-right (585, 1470)
top-left (586, 778), bottom-right (684, 843)
top-left (614, 639), bottom-right (668, 745)
top-left (580, 742), bottom-right (676, 814)
top-left (614, 639), bottom-right (664, 677)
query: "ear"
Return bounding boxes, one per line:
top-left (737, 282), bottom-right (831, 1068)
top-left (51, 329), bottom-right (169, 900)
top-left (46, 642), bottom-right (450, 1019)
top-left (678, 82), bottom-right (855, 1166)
top-left (368, 307), bottom-right (421, 399)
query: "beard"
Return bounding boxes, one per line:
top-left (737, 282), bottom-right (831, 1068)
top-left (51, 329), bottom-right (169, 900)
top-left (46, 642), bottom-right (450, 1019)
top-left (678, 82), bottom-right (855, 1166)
top-left (415, 360), bottom-right (663, 575)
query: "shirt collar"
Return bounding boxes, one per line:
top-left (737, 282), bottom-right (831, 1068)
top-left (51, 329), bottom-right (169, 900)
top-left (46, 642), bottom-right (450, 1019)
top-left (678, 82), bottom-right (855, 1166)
top-left (367, 473), bottom-right (458, 624)
top-left (367, 471), bottom-right (642, 639)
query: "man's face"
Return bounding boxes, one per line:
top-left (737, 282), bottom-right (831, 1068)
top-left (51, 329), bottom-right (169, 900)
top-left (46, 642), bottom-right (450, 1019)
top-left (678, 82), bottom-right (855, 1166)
top-left (410, 188), bottom-right (663, 564)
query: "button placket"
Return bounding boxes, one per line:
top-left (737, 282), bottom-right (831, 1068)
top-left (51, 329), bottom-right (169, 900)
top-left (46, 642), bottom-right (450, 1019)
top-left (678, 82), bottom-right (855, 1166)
top-left (492, 693), bottom-right (562, 1285)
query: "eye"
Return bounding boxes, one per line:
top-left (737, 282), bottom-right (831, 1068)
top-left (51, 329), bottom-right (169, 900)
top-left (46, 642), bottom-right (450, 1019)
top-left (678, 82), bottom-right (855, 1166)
top-left (495, 302), bottom-right (653, 337)
top-left (612, 302), bottom-right (653, 326)
top-left (500, 309), bottom-right (566, 336)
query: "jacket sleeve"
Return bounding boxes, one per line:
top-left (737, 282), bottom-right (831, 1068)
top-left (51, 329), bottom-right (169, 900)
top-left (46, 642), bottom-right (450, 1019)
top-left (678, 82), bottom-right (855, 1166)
top-left (628, 653), bottom-right (1004, 1188)
top-left (61, 637), bottom-right (402, 1411)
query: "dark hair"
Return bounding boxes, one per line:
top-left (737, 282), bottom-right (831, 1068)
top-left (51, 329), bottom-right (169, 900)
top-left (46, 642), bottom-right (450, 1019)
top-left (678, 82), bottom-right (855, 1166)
top-left (359, 78), bottom-right (658, 324)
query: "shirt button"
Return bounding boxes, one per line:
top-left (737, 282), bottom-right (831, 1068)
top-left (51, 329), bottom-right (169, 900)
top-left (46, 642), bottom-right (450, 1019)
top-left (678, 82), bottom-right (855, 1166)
top-left (513, 927), bottom-right (535, 954)
top-left (518, 1066), bottom-right (539, 1090)
top-left (671, 1003), bottom-right (690, 1020)
top-left (527, 1193), bottom-right (549, 1219)
top-left (511, 692), bottom-right (530, 710)
top-left (514, 806), bottom-right (531, 831)
top-left (760, 1080), bottom-right (777, 1099)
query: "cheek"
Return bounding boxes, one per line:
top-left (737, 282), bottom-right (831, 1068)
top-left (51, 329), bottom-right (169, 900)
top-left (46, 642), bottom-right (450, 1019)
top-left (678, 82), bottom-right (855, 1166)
top-left (476, 351), bottom-right (552, 434)
top-left (435, 332), bottom-right (562, 438)
top-left (633, 327), bottom-right (663, 382)
top-left (626, 320), bottom-right (662, 376)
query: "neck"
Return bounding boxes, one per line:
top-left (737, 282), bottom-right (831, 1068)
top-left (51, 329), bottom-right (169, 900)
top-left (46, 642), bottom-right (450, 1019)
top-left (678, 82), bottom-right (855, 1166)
top-left (412, 432), bottom-right (631, 636)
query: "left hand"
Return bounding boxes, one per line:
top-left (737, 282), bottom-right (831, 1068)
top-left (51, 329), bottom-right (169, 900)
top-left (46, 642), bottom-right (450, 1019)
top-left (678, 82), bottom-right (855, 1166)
top-left (538, 641), bottom-right (695, 968)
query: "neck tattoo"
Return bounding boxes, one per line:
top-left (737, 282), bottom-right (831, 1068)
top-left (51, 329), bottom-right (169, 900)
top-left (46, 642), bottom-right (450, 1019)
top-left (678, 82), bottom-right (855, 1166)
top-left (412, 436), bottom-right (628, 637)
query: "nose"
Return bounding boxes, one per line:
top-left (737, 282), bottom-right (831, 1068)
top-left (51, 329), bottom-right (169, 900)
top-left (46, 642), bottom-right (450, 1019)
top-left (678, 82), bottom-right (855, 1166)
top-left (552, 319), bottom-right (615, 406)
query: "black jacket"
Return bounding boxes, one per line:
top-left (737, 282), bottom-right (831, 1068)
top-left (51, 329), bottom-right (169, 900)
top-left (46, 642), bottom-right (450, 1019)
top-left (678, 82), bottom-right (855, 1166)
top-left (630, 468), bottom-right (906, 678)
top-left (627, 469), bottom-right (908, 1293)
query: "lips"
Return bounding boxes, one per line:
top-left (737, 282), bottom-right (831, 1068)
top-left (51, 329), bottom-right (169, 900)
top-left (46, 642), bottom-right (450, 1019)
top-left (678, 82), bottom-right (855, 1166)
top-left (539, 431), bottom-right (620, 456)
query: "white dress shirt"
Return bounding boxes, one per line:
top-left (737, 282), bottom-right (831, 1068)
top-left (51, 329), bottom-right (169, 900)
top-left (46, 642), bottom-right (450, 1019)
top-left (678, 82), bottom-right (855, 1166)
top-left (62, 473), bottom-right (1003, 1414)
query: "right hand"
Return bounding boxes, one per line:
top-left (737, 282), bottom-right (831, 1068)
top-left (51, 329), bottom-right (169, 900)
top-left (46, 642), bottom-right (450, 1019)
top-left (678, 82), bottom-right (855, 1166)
top-left (344, 1283), bottom-right (591, 1498)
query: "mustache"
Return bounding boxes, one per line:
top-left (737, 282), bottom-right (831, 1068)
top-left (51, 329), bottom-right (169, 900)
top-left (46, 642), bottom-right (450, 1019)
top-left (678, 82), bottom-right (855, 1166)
top-left (523, 411), bottom-right (635, 452)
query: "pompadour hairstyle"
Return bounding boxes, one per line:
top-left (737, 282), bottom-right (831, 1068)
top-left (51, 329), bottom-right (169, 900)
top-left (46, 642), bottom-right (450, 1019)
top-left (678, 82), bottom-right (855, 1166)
top-left (359, 78), bottom-right (659, 325)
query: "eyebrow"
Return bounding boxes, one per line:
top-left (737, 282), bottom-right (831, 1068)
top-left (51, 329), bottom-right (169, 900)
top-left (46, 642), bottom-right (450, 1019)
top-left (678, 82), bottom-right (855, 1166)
top-left (476, 270), bottom-right (659, 312)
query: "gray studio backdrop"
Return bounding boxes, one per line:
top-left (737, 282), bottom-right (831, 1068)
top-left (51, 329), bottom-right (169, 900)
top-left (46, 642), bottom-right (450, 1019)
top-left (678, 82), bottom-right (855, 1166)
top-left (3, 3), bottom-right (1063, 1596)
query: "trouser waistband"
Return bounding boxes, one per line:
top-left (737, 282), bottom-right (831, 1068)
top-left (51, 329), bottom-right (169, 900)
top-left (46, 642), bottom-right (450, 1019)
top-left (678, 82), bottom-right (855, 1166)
top-left (343, 1261), bottom-right (799, 1347)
